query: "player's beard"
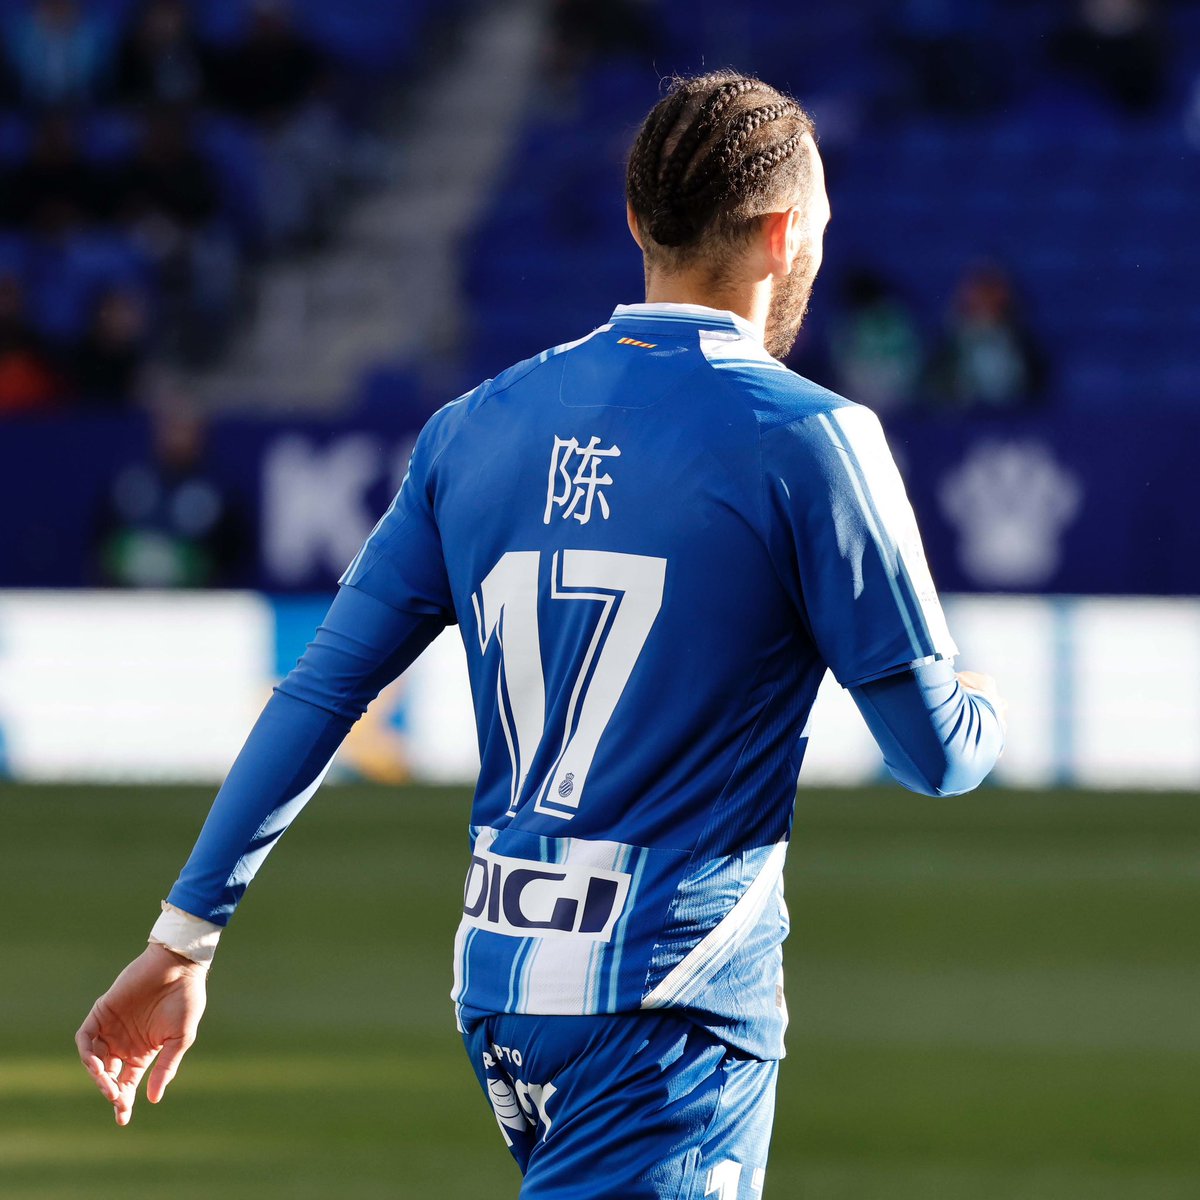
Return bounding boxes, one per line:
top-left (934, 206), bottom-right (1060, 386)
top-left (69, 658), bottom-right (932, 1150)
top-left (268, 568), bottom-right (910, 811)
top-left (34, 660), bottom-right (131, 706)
top-left (763, 255), bottom-right (815, 360)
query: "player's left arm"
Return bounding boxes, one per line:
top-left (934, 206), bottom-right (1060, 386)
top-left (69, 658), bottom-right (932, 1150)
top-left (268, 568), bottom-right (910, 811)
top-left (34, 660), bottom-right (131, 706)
top-left (850, 660), bottom-right (1006, 797)
top-left (765, 401), bottom-right (1005, 793)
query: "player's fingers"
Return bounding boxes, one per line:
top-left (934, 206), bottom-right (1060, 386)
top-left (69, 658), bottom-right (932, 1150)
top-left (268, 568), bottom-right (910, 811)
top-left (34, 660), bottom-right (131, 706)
top-left (957, 672), bottom-right (1007, 727)
top-left (75, 1014), bottom-right (102, 1073)
top-left (146, 1036), bottom-right (190, 1105)
top-left (78, 1054), bottom-right (120, 1103)
top-left (113, 1085), bottom-right (134, 1126)
top-left (113, 1056), bottom-right (156, 1127)
top-left (117, 1059), bottom-right (149, 1092)
top-left (88, 1030), bottom-right (122, 1079)
top-left (956, 670), bottom-right (996, 694)
top-left (90, 1069), bottom-right (121, 1104)
top-left (75, 1018), bottom-right (121, 1103)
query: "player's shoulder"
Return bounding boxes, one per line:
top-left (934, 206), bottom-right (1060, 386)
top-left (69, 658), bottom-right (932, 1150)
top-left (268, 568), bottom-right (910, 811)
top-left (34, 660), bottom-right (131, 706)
top-left (412, 353), bottom-right (542, 461)
top-left (702, 350), bottom-right (868, 440)
top-left (422, 324), bottom-right (614, 448)
top-left (681, 320), bottom-right (855, 426)
top-left (718, 364), bottom-right (897, 491)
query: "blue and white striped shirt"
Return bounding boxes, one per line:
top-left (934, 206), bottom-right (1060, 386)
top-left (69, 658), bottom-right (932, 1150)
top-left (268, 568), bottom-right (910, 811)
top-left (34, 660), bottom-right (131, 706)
top-left (166, 303), bottom-right (992, 1061)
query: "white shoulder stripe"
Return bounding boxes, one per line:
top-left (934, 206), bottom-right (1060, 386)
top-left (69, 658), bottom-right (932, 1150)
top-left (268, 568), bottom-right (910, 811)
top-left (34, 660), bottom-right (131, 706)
top-left (825, 408), bottom-right (957, 659)
top-left (699, 329), bottom-right (787, 372)
top-left (537, 323), bottom-right (613, 363)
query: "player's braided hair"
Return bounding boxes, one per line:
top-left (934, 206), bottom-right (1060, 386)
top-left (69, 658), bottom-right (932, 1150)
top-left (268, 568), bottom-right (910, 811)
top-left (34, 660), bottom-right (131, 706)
top-left (627, 71), bottom-right (815, 269)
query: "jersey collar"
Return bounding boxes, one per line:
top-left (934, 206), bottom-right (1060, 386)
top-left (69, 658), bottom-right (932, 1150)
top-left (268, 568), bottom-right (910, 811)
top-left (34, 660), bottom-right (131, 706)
top-left (610, 302), bottom-right (761, 344)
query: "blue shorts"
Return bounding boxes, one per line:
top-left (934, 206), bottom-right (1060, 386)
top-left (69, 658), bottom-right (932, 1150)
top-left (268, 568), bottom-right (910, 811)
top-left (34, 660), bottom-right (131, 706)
top-left (459, 1007), bottom-right (778, 1199)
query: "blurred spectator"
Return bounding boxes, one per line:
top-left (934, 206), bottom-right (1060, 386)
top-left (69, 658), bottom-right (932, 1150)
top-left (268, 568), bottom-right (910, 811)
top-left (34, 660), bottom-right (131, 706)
top-left (113, 0), bottom-right (209, 109)
top-left (925, 264), bottom-right (1048, 411)
top-left (209, 0), bottom-right (324, 124)
top-left (110, 107), bottom-right (238, 362)
top-left (0, 274), bottom-right (61, 413)
top-left (828, 268), bottom-right (923, 413)
top-left (546, 0), bottom-right (660, 81)
top-left (1185, 75), bottom-right (1200, 149)
top-left (2, 0), bottom-right (111, 107)
top-left (1052, 0), bottom-right (1166, 115)
top-left (111, 106), bottom-right (218, 231)
top-left (888, 0), bottom-right (1006, 115)
top-left (209, 0), bottom-right (340, 248)
top-left (93, 405), bottom-right (248, 587)
top-left (69, 287), bottom-right (149, 408)
top-left (3, 111), bottom-right (105, 234)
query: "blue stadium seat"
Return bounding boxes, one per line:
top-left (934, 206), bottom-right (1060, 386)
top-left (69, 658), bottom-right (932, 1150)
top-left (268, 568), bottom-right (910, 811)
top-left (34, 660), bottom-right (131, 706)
top-left (195, 114), bottom-right (266, 248)
top-left (454, 0), bottom-right (1198, 419)
top-left (0, 110), bottom-right (30, 164)
top-left (26, 233), bottom-right (155, 343)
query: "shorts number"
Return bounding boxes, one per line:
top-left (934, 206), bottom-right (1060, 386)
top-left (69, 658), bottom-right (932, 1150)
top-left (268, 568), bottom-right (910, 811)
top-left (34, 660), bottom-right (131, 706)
top-left (706, 1162), bottom-right (765, 1198)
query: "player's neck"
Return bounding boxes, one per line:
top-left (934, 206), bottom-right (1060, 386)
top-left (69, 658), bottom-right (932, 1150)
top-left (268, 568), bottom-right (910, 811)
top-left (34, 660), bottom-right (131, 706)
top-left (642, 271), bottom-right (770, 344)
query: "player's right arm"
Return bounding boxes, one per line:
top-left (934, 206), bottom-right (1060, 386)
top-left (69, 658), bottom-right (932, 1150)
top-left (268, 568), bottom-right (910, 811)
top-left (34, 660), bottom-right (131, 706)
top-left (764, 400), bottom-right (1006, 794)
top-left (77, 408), bottom-right (461, 1124)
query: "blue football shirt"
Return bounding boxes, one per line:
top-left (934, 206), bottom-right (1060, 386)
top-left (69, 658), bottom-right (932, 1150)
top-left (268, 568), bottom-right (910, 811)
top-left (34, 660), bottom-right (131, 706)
top-left (337, 301), bottom-right (958, 1058)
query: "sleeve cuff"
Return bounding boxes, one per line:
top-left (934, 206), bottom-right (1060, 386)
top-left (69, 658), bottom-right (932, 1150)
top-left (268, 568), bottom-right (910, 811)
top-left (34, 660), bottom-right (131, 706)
top-left (148, 901), bottom-right (222, 967)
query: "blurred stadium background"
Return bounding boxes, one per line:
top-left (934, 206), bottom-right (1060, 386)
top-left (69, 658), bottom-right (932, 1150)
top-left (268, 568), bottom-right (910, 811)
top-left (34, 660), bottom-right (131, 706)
top-left (0, 0), bottom-right (1197, 1196)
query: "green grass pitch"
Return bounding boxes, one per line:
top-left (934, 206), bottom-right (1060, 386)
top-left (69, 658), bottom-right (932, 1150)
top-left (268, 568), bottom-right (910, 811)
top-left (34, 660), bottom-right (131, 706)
top-left (1, 783), bottom-right (1197, 1199)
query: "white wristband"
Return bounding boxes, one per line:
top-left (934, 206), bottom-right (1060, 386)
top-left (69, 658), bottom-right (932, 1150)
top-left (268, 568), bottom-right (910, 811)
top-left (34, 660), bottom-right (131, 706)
top-left (148, 901), bottom-right (222, 967)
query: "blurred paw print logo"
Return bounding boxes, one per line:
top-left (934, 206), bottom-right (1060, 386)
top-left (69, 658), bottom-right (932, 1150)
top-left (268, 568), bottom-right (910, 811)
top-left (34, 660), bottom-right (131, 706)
top-left (939, 441), bottom-right (1082, 588)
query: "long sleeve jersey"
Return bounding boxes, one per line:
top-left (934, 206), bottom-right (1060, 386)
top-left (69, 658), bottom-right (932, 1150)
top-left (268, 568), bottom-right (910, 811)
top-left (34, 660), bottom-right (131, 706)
top-left (160, 303), bottom-right (1003, 1059)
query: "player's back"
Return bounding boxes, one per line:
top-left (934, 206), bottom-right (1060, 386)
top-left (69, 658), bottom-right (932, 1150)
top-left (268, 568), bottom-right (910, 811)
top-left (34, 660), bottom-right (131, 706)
top-left (347, 301), bottom-right (950, 1055)
top-left (432, 304), bottom-right (834, 848)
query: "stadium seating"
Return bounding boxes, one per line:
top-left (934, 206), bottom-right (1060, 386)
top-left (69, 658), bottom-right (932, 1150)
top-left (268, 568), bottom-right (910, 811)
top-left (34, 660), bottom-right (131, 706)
top-left (0, 0), bottom-right (458, 403)
top-left (463, 0), bottom-right (1200, 414)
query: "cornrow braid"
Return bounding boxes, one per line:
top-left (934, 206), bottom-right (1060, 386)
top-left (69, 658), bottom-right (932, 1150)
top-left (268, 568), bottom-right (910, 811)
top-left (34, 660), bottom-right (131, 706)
top-left (650, 86), bottom-right (758, 245)
top-left (676, 101), bottom-right (803, 215)
top-left (626, 70), bottom-right (815, 260)
top-left (659, 78), bottom-right (764, 196)
top-left (726, 128), bottom-right (808, 192)
top-left (699, 101), bottom-right (804, 187)
top-left (626, 88), bottom-right (689, 217)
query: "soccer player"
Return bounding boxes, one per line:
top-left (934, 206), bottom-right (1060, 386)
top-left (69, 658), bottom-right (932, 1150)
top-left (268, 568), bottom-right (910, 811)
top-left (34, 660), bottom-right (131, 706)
top-left (77, 71), bottom-right (1006, 1197)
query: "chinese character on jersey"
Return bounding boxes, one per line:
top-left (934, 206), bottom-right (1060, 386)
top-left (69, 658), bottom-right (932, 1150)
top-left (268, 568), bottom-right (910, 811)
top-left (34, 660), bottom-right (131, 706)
top-left (544, 435), bottom-right (621, 525)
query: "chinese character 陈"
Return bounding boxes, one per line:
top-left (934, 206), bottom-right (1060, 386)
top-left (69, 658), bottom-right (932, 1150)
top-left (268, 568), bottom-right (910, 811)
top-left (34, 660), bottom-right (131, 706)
top-left (543, 435), bottom-right (621, 525)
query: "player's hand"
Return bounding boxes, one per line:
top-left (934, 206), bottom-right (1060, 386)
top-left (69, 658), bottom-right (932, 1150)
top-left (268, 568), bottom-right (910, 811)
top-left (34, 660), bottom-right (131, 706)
top-left (75, 943), bottom-right (208, 1126)
top-left (957, 670), bottom-right (1008, 733)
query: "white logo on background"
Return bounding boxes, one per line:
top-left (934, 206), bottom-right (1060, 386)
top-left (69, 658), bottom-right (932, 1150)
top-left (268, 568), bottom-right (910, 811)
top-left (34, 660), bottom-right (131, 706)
top-left (263, 433), bottom-right (412, 585)
top-left (939, 441), bottom-right (1082, 587)
top-left (544, 435), bottom-right (621, 525)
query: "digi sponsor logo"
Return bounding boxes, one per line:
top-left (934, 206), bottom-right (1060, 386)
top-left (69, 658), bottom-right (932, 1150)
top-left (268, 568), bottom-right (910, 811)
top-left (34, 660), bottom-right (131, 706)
top-left (461, 846), bottom-right (630, 941)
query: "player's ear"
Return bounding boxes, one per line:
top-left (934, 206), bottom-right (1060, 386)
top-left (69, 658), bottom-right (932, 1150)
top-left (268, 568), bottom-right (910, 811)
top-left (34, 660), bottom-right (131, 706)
top-left (764, 207), bottom-right (804, 277)
top-left (626, 203), bottom-right (645, 251)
